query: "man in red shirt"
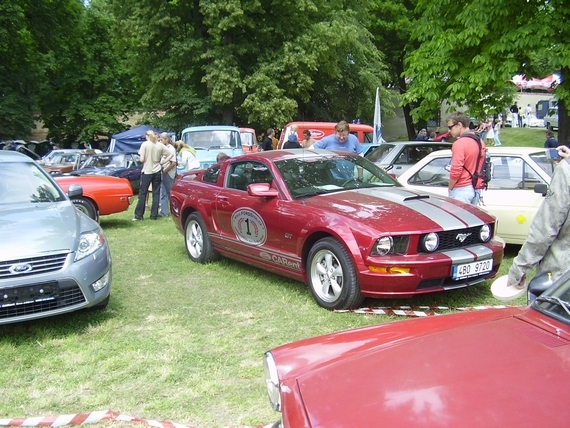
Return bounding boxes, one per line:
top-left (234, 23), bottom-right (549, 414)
top-left (446, 111), bottom-right (486, 205)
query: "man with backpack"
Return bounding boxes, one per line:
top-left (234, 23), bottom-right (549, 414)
top-left (446, 111), bottom-right (488, 205)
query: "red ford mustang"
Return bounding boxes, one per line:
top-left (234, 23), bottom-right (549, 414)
top-left (263, 271), bottom-right (570, 426)
top-left (54, 174), bottom-right (134, 222)
top-left (170, 149), bottom-right (504, 310)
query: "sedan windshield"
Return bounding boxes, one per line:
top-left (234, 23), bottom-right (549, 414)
top-left (275, 155), bottom-right (398, 198)
top-left (0, 162), bottom-right (65, 204)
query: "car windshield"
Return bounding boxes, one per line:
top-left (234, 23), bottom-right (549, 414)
top-left (240, 132), bottom-right (255, 146)
top-left (83, 154), bottom-right (127, 168)
top-left (41, 150), bottom-right (66, 163)
top-left (182, 130), bottom-right (242, 150)
top-left (275, 155), bottom-right (398, 199)
top-left (365, 143), bottom-right (395, 163)
top-left (49, 153), bottom-right (80, 164)
top-left (533, 272), bottom-right (570, 326)
top-left (0, 162), bottom-right (65, 204)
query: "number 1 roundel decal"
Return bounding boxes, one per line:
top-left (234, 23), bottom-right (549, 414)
top-left (231, 208), bottom-right (267, 245)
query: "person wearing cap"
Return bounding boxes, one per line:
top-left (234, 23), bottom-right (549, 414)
top-left (415, 128), bottom-right (429, 141)
top-left (282, 133), bottom-right (302, 149)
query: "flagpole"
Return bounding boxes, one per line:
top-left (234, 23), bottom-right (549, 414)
top-left (373, 87), bottom-right (385, 144)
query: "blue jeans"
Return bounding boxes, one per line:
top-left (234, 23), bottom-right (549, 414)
top-left (159, 172), bottom-right (175, 216)
top-left (449, 185), bottom-right (480, 205)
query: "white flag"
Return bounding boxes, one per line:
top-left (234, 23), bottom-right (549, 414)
top-left (373, 87), bottom-right (385, 144)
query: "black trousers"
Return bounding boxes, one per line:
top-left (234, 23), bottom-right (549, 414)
top-left (134, 172), bottom-right (162, 219)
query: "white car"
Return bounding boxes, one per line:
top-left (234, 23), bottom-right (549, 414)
top-left (398, 147), bottom-right (556, 245)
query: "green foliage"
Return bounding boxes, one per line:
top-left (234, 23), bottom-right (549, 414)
top-left (403, 0), bottom-right (569, 144)
top-left (39, 1), bottom-right (136, 144)
top-left (107, 0), bottom-right (388, 131)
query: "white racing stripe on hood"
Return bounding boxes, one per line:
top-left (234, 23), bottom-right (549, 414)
top-left (359, 188), bottom-right (481, 230)
top-left (442, 245), bottom-right (495, 264)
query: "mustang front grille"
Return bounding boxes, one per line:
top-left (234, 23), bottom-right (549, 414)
top-left (417, 225), bottom-right (495, 253)
top-left (0, 252), bottom-right (69, 279)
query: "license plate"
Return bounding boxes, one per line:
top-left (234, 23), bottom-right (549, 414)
top-left (452, 259), bottom-right (493, 280)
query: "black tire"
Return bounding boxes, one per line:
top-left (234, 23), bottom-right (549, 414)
top-left (184, 212), bottom-right (219, 263)
top-left (71, 197), bottom-right (99, 222)
top-left (306, 237), bottom-right (364, 310)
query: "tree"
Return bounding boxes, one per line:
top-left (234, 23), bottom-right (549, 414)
top-left (403, 0), bottom-right (570, 145)
top-left (365, 0), bottom-right (420, 139)
top-left (106, 0), bottom-right (388, 132)
top-left (39, 1), bottom-right (136, 145)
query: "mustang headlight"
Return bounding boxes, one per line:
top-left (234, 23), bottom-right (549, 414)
top-left (374, 236), bottom-right (393, 256)
top-left (75, 229), bottom-right (106, 261)
top-left (479, 224), bottom-right (491, 242)
top-left (263, 352), bottom-right (281, 412)
top-left (422, 232), bottom-right (439, 252)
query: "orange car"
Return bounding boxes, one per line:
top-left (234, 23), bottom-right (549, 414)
top-left (54, 174), bottom-right (134, 222)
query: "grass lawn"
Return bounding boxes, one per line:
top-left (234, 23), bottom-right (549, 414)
top-left (0, 125), bottom-right (548, 427)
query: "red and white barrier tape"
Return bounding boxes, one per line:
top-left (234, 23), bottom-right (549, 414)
top-left (335, 304), bottom-right (517, 317)
top-left (0, 410), bottom-right (274, 428)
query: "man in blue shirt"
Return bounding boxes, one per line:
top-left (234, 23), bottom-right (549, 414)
top-left (544, 131), bottom-right (558, 148)
top-left (313, 121), bottom-right (363, 155)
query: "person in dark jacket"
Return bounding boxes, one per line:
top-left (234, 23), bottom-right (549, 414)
top-left (261, 128), bottom-right (275, 151)
top-left (544, 131), bottom-right (558, 148)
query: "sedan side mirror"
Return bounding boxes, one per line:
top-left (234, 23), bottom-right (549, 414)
top-left (534, 183), bottom-right (548, 196)
top-left (67, 184), bottom-right (84, 198)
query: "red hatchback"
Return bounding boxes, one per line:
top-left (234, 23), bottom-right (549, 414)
top-left (263, 270), bottom-right (570, 427)
top-left (170, 149), bottom-right (504, 310)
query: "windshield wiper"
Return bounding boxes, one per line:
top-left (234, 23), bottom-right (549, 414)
top-left (536, 295), bottom-right (570, 316)
top-left (295, 189), bottom-right (331, 199)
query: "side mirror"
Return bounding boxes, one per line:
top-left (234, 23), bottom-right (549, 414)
top-left (67, 184), bottom-right (83, 198)
top-left (534, 183), bottom-right (548, 196)
top-left (248, 183), bottom-right (278, 198)
top-left (527, 271), bottom-right (555, 303)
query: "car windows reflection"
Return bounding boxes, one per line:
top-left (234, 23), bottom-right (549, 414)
top-left (276, 156), bottom-right (397, 198)
top-left (1, 164), bottom-right (65, 204)
top-left (408, 157), bottom-right (451, 187)
top-left (488, 156), bottom-right (547, 190)
top-left (227, 162), bottom-right (272, 191)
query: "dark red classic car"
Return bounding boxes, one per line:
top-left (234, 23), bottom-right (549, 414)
top-left (263, 271), bottom-right (570, 427)
top-left (170, 149), bottom-right (504, 310)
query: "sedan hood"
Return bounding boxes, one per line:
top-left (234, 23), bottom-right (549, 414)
top-left (302, 187), bottom-right (493, 233)
top-left (0, 202), bottom-right (81, 260)
top-left (275, 308), bottom-right (570, 427)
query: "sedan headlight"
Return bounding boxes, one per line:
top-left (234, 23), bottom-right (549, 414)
top-left (263, 352), bottom-right (281, 412)
top-left (422, 232), bottom-right (439, 252)
top-left (75, 229), bottom-right (106, 261)
top-left (479, 224), bottom-right (491, 242)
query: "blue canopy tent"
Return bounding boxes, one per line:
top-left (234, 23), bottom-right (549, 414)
top-left (109, 125), bottom-right (176, 152)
